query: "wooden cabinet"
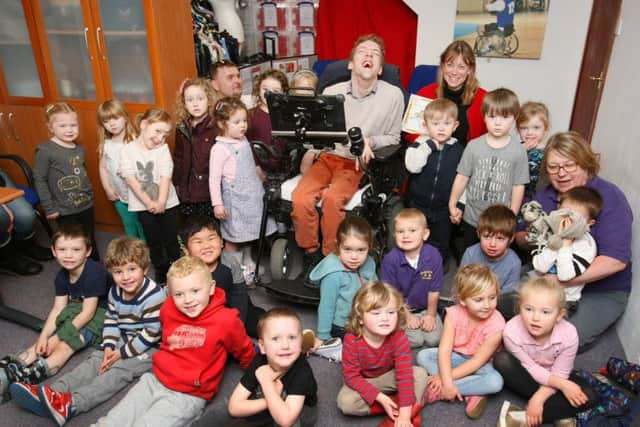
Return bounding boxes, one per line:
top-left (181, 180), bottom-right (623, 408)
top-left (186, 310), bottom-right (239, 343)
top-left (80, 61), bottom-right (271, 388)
top-left (0, 0), bottom-right (196, 231)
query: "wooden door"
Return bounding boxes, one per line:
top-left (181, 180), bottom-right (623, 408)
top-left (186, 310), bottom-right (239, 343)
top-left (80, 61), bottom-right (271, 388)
top-left (569, 0), bottom-right (622, 141)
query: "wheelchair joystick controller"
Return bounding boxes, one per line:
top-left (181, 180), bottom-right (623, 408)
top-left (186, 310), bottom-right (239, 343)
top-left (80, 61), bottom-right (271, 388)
top-left (348, 126), bottom-right (364, 157)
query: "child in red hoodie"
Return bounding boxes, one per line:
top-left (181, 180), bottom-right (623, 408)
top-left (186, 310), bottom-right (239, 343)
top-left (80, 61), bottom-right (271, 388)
top-left (93, 256), bottom-right (255, 427)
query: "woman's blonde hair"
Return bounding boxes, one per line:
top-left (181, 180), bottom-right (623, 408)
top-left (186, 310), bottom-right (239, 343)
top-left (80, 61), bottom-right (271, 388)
top-left (436, 40), bottom-right (480, 106)
top-left (346, 280), bottom-right (407, 337)
top-left (175, 77), bottom-right (216, 123)
top-left (540, 131), bottom-right (600, 180)
top-left (517, 276), bottom-right (566, 312)
top-left (453, 264), bottom-right (500, 302)
top-left (97, 99), bottom-right (137, 156)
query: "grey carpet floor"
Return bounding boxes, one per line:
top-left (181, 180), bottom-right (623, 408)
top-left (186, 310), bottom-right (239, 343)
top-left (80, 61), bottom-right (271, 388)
top-left (0, 231), bottom-right (626, 426)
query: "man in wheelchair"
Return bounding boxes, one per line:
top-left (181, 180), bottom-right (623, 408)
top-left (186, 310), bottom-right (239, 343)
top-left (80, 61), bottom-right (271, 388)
top-left (290, 34), bottom-right (404, 278)
top-left (478, 0), bottom-right (515, 36)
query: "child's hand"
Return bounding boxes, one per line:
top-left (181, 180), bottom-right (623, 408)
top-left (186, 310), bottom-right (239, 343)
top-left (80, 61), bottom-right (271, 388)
top-left (99, 348), bottom-right (121, 374)
top-left (407, 313), bottom-right (422, 330)
top-left (310, 337), bottom-right (324, 353)
top-left (154, 203), bottom-right (166, 214)
top-left (36, 336), bottom-right (49, 355)
top-left (375, 392), bottom-right (399, 421)
top-left (255, 364), bottom-right (276, 382)
top-left (427, 375), bottom-right (442, 394)
top-left (421, 314), bottom-right (436, 332)
top-left (561, 379), bottom-right (588, 407)
top-left (395, 411), bottom-right (412, 427)
top-left (449, 206), bottom-right (462, 225)
top-left (145, 200), bottom-right (158, 213)
top-left (106, 189), bottom-right (120, 201)
top-left (46, 212), bottom-right (60, 220)
top-left (441, 381), bottom-right (462, 401)
top-left (214, 205), bottom-right (227, 220)
top-left (525, 396), bottom-right (544, 427)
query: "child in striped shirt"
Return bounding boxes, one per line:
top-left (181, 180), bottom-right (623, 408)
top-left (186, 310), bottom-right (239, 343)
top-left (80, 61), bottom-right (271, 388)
top-left (337, 281), bottom-right (429, 427)
top-left (10, 237), bottom-right (166, 426)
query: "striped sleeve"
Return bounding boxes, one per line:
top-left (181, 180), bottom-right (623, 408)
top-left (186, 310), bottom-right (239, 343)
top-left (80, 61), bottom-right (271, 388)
top-left (120, 282), bottom-right (166, 358)
top-left (102, 286), bottom-right (121, 350)
top-left (342, 334), bottom-right (381, 406)
top-left (392, 331), bottom-right (416, 407)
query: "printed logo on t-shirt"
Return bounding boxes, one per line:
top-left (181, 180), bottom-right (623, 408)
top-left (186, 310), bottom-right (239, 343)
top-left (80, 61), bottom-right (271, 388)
top-left (167, 325), bottom-right (206, 350)
top-left (420, 270), bottom-right (433, 280)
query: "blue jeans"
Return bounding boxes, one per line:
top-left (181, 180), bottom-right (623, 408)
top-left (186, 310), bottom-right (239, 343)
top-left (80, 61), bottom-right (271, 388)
top-left (0, 169), bottom-right (36, 246)
top-left (416, 348), bottom-right (503, 396)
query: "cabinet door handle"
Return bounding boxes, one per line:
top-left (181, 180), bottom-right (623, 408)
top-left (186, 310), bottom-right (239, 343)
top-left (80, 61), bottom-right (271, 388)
top-left (96, 27), bottom-right (106, 60)
top-left (0, 112), bottom-right (9, 141)
top-left (84, 27), bottom-right (93, 60)
top-left (8, 113), bottom-right (20, 143)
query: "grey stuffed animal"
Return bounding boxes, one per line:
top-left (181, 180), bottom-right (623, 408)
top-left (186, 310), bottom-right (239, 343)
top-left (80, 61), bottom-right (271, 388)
top-left (136, 161), bottom-right (159, 201)
top-left (521, 201), bottom-right (551, 251)
top-left (544, 208), bottom-right (590, 251)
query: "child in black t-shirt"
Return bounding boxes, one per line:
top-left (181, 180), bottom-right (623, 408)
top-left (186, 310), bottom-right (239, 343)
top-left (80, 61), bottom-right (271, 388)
top-left (228, 307), bottom-right (318, 427)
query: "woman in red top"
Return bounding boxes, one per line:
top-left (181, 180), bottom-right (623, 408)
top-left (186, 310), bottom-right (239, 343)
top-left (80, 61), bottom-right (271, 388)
top-left (413, 40), bottom-right (487, 145)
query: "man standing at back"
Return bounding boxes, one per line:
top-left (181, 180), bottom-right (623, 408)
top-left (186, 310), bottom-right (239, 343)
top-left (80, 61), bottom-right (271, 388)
top-left (291, 34), bottom-right (404, 277)
top-left (210, 60), bottom-right (243, 102)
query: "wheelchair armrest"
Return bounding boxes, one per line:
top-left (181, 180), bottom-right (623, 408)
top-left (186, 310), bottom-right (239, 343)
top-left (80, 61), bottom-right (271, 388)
top-left (373, 145), bottom-right (402, 161)
top-left (0, 154), bottom-right (37, 189)
top-left (250, 140), bottom-right (282, 162)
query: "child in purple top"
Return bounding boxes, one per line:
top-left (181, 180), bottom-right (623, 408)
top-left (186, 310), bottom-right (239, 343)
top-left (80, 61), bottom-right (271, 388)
top-left (494, 277), bottom-right (598, 426)
top-left (381, 209), bottom-right (443, 348)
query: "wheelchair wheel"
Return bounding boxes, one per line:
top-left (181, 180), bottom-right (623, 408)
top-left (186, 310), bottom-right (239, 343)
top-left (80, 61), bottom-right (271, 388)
top-left (504, 33), bottom-right (519, 56)
top-left (270, 238), bottom-right (300, 280)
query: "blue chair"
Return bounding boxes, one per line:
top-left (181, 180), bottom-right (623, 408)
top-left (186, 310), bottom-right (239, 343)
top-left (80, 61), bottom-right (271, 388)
top-left (407, 64), bottom-right (439, 94)
top-left (0, 154), bottom-right (54, 238)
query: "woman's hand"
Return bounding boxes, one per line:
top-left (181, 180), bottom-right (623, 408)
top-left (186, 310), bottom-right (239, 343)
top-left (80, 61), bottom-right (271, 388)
top-left (375, 392), bottom-right (399, 421)
top-left (422, 314), bottom-right (436, 332)
top-left (560, 379), bottom-right (589, 407)
top-left (407, 313), bottom-right (422, 330)
top-left (214, 205), bottom-right (227, 220)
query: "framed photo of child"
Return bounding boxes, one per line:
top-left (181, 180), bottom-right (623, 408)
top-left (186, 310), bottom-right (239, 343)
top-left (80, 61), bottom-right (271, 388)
top-left (453, 0), bottom-right (551, 59)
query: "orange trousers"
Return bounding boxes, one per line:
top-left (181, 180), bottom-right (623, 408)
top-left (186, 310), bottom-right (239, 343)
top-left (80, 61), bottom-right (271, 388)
top-left (291, 153), bottom-right (363, 255)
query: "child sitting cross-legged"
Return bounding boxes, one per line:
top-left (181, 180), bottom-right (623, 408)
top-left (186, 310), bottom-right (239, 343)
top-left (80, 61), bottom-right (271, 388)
top-left (10, 237), bottom-right (166, 426)
top-left (92, 256), bottom-right (255, 427)
top-left (228, 307), bottom-right (318, 427)
top-left (0, 224), bottom-right (109, 400)
top-left (494, 277), bottom-right (598, 426)
top-left (381, 208), bottom-right (444, 348)
top-left (417, 264), bottom-right (505, 420)
top-left (337, 280), bottom-right (429, 427)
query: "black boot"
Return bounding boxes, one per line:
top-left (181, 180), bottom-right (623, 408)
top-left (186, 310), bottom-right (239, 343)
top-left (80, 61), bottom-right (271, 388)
top-left (5, 357), bottom-right (49, 386)
top-left (14, 238), bottom-right (54, 262)
top-left (302, 248), bottom-right (323, 289)
top-left (0, 242), bottom-right (42, 275)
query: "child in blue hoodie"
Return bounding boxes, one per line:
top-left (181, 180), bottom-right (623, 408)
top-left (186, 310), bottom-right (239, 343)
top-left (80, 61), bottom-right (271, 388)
top-left (306, 217), bottom-right (377, 361)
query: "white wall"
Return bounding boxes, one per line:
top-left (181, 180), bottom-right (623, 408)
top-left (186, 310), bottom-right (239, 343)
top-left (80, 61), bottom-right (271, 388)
top-left (403, 0), bottom-right (593, 135)
top-left (591, 0), bottom-right (640, 363)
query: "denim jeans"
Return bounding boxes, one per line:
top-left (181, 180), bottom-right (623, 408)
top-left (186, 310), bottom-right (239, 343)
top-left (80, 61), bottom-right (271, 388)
top-left (416, 347), bottom-right (503, 396)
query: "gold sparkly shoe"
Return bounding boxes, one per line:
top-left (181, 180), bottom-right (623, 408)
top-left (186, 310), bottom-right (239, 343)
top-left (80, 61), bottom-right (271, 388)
top-left (496, 400), bottom-right (527, 427)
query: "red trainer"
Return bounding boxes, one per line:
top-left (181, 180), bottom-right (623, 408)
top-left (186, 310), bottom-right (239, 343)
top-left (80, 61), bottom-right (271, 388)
top-left (38, 384), bottom-right (75, 426)
top-left (9, 382), bottom-right (48, 417)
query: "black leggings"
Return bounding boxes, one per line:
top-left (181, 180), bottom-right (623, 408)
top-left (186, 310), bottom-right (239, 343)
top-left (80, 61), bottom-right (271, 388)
top-left (57, 207), bottom-right (100, 261)
top-left (493, 351), bottom-right (599, 422)
top-left (138, 207), bottom-right (181, 283)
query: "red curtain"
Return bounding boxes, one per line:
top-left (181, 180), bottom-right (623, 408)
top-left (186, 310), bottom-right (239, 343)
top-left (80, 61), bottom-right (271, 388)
top-left (315, 0), bottom-right (417, 88)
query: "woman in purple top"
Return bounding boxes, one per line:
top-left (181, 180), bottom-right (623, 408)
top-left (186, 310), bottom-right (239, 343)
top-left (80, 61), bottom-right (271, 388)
top-left (515, 131), bottom-right (632, 353)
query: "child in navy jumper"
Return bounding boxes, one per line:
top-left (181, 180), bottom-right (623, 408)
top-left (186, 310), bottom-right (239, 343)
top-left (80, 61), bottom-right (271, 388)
top-left (381, 209), bottom-right (443, 348)
top-left (405, 98), bottom-right (464, 264)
